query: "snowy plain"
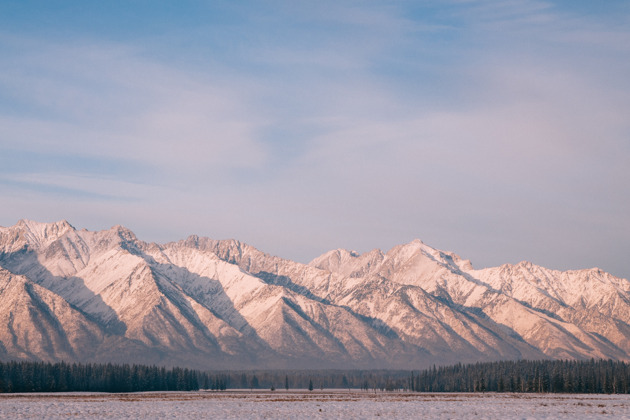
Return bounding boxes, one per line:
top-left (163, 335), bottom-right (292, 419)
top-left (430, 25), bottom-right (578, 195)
top-left (0, 390), bottom-right (629, 419)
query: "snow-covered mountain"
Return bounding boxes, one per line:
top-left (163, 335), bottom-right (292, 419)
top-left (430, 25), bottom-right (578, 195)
top-left (0, 220), bottom-right (628, 369)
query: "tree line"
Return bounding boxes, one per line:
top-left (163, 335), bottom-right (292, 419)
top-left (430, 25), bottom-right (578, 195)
top-left (409, 359), bottom-right (630, 394)
top-left (199, 369), bottom-right (408, 391)
top-left (1, 359), bottom-right (628, 393)
top-left (0, 361), bottom-right (200, 393)
top-left (191, 360), bottom-right (630, 393)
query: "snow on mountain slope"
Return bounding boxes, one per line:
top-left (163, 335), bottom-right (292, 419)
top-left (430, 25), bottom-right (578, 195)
top-left (0, 267), bottom-right (101, 361)
top-left (178, 237), bottom-right (618, 362)
top-left (0, 267), bottom-right (151, 364)
top-left (474, 262), bottom-right (630, 324)
top-left (0, 219), bottom-right (75, 254)
top-left (308, 240), bottom-right (630, 361)
top-left (153, 242), bottom-right (437, 368)
top-left (168, 234), bottom-right (630, 364)
top-left (472, 262), bottom-right (630, 356)
top-left (0, 220), bottom-right (628, 369)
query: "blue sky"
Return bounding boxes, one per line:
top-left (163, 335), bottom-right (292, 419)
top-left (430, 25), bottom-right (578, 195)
top-left (1, 1), bottom-right (629, 278)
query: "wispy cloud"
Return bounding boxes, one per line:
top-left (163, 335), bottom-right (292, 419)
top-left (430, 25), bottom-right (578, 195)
top-left (0, 1), bottom-right (628, 278)
top-left (0, 41), bottom-right (269, 174)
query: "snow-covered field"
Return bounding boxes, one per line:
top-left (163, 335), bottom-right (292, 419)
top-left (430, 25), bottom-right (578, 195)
top-left (0, 391), bottom-right (628, 419)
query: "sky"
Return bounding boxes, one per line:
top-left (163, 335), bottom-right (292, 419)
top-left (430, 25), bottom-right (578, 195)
top-left (1, 0), bottom-right (629, 279)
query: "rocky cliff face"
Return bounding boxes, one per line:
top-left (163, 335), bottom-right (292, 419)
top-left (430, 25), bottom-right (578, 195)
top-left (0, 220), bottom-right (628, 369)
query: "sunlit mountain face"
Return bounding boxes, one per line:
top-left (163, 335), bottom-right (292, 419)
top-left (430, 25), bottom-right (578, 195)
top-left (1, 220), bottom-right (628, 369)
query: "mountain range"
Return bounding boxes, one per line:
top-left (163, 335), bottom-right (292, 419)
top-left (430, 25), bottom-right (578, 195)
top-left (0, 220), bottom-right (628, 369)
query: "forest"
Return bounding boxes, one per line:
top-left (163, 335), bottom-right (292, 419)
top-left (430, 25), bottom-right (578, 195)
top-left (0, 359), bottom-right (628, 393)
top-left (408, 359), bottom-right (630, 393)
top-left (0, 361), bottom-right (200, 393)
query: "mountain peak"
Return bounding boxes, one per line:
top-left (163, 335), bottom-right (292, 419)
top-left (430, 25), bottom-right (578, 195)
top-left (8, 219), bottom-right (75, 248)
top-left (309, 247), bottom-right (386, 277)
top-left (17, 218), bottom-right (74, 231)
top-left (309, 248), bottom-right (360, 268)
top-left (108, 224), bottom-right (137, 240)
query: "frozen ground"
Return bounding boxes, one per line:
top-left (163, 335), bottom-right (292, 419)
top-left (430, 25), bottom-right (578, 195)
top-left (0, 390), bottom-right (629, 419)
